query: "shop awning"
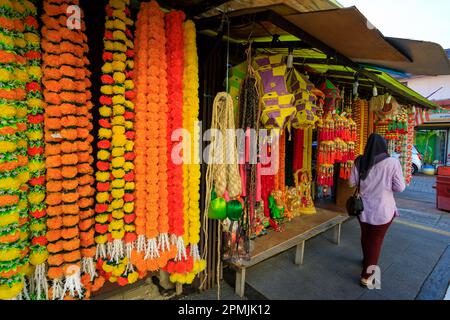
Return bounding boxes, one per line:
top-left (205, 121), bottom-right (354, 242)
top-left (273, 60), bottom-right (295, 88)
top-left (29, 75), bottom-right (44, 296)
top-left (284, 7), bottom-right (450, 76)
top-left (196, 6), bottom-right (446, 109)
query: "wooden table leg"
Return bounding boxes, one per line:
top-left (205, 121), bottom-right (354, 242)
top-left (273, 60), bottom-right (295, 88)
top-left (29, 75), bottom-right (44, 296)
top-left (295, 241), bottom-right (305, 265)
top-left (235, 267), bottom-right (246, 298)
top-left (333, 223), bottom-right (342, 245)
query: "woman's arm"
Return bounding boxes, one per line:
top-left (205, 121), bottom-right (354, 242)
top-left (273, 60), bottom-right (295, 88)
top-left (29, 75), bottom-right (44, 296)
top-left (392, 159), bottom-right (406, 192)
top-left (349, 163), bottom-right (358, 188)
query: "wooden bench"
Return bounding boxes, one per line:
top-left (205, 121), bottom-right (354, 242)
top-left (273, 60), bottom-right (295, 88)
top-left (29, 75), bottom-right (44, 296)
top-left (227, 208), bottom-right (348, 297)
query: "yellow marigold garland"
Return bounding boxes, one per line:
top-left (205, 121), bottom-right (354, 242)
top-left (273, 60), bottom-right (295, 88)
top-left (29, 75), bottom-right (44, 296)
top-left (0, 0), bottom-right (31, 300)
top-left (24, 0), bottom-right (49, 300)
top-left (170, 20), bottom-right (206, 285)
top-left (96, 0), bottom-right (138, 286)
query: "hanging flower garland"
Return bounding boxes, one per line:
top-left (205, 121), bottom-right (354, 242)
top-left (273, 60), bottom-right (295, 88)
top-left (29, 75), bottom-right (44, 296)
top-left (154, 2), bottom-right (172, 270)
top-left (0, 0), bottom-right (32, 300)
top-left (75, 6), bottom-right (96, 291)
top-left (129, 1), bottom-right (149, 277)
top-left (96, 0), bottom-right (138, 287)
top-left (23, 1), bottom-right (49, 300)
top-left (42, 0), bottom-right (94, 300)
top-left (165, 9), bottom-right (187, 267)
top-left (143, 0), bottom-right (164, 271)
top-left (169, 20), bottom-right (205, 285)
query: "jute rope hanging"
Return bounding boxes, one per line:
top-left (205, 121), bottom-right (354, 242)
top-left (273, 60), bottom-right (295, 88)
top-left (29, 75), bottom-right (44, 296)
top-left (201, 92), bottom-right (241, 298)
top-left (212, 93), bottom-right (242, 198)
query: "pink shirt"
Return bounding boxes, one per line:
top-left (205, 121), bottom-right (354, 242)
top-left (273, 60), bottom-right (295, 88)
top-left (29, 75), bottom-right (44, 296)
top-left (349, 157), bottom-right (406, 225)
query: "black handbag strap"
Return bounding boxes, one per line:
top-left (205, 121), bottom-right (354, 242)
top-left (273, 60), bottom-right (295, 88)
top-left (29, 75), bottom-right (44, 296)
top-left (355, 161), bottom-right (362, 196)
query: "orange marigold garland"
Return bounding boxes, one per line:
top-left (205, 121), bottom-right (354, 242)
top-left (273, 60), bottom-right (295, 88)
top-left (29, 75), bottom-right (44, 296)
top-left (155, 2), bottom-right (171, 269)
top-left (131, 1), bottom-right (148, 257)
top-left (129, 2), bottom-right (149, 276)
top-left (42, 0), bottom-right (93, 299)
top-left (142, 0), bottom-right (164, 270)
top-left (76, 10), bottom-right (96, 285)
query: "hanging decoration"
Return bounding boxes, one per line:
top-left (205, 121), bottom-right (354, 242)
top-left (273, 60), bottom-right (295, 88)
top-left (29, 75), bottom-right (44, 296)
top-left (227, 61), bottom-right (247, 121)
top-left (131, 0), bottom-right (149, 276)
top-left (41, 0), bottom-right (95, 300)
top-left (24, 1), bottom-right (48, 300)
top-left (0, 0), bottom-right (34, 301)
top-left (289, 127), bottom-right (315, 216)
top-left (319, 79), bottom-right (340, 113)
top-left (253, 54), bottom-right (295, 130)
top-left (165, 9), bottom-right (190, 280)
top-left (286, 68), bottom-right (319, 128)
top-left (95, 0), bottom-right (138, 287)
top-left (353, 99), bottom-right (369, 156)
top-left (175, 19), bottom-right (205, 284)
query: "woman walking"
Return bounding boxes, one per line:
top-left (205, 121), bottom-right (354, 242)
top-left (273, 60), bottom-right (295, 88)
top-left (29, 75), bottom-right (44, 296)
top-left (350, 133), bottom-right (405, 287)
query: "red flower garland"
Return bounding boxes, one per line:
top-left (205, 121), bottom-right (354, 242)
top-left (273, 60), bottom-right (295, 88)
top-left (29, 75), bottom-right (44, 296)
top-left (165, 10), bottom-right (187, 262)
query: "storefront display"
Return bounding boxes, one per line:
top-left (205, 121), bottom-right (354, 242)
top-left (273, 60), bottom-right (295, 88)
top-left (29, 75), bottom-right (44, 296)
top-left (0, 0), bottom-right (433, 301)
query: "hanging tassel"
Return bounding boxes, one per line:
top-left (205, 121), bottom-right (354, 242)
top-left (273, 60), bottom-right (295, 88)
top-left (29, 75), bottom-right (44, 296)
top-left (33, 263), bottom-right (49, 300)
top-left (106, 241), bottom-right (113, 258)
top-left (158, 233), bottom-right (170, 252)
top-left (95, 243), bottom-right (107, 260)
top-left (190, 243), bottom-right (200, 262)
top-left (109, 239), bottom-right (124, 264)
top-left (125, 242), bottom-right (135, 273)
top-left (61, 267), bottom-right (83, 300)
top-left (81, 257), bottom-right (97, 282)
top-left (17, 278), bottom-right (30, 300)
top-left (51, 278), bottom-right (64, 300)
top-left (136, 234), bottom-right (146, 253)
top-left (175, 236), bottom-right (187, 261)
top-left (144, 237), bottom-right (159, 260)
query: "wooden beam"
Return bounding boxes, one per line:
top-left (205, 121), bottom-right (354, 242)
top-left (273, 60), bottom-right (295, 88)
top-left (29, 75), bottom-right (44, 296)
top-left (195, 10), bottom-right (272, 32)
top-left (252, 40), bottom-right (312, 49)
top-left (188, 0), bottom-right (231, 18)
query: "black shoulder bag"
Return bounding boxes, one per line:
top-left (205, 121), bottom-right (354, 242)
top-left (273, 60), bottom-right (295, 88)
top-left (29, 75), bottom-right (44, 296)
top-left (346, 167), bottom-right (364, 216)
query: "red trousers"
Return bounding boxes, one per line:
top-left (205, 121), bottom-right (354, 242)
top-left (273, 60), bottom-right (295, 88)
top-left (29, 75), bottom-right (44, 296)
top-left (358, 217), bottom-right (393, 279)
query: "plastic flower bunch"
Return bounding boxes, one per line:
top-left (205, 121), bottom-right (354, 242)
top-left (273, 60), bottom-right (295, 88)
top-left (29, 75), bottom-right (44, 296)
top-left (23, 0), bottom-right (49, 300)
top-left (41, 0), bottom-right (95, 300)
top-left (0, 0), bottom-right (33, 301)
top-left (165, 10), bottom-right (192, 279)
top-left (95, 0), bottom-right (138, 286)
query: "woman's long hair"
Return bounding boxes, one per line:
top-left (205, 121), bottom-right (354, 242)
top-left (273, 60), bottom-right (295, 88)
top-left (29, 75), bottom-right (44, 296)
top-left (356, 133), bottom-right (389, 180)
